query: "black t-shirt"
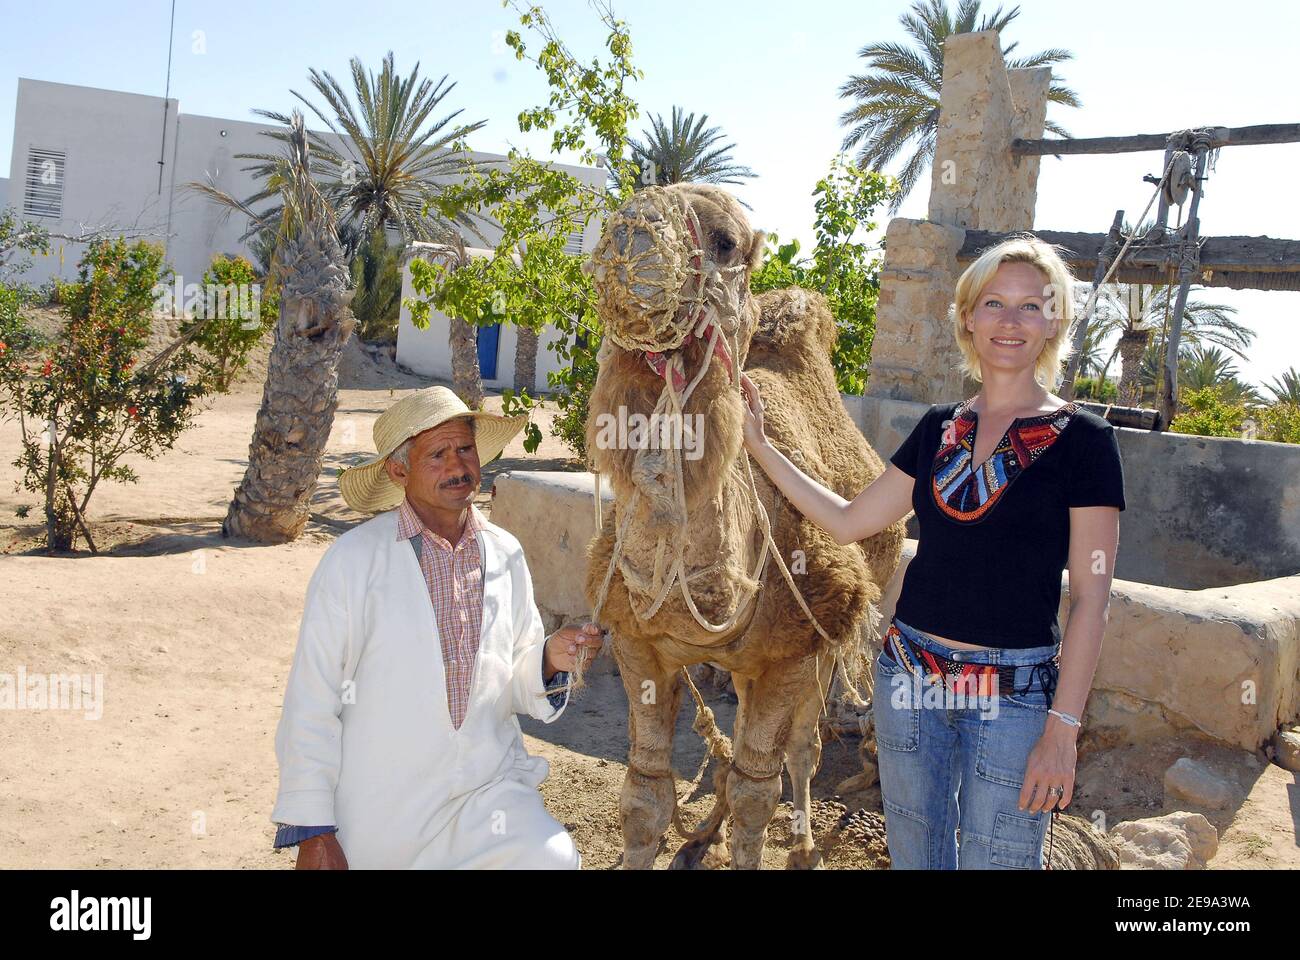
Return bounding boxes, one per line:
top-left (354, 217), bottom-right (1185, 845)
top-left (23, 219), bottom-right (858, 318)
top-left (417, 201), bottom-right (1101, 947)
top-left (888, 398), bottom-right (1126, 649)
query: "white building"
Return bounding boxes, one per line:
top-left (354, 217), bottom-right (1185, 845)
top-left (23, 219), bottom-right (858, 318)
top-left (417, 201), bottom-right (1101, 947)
top-left (2, 77), bottom-right (603, 393)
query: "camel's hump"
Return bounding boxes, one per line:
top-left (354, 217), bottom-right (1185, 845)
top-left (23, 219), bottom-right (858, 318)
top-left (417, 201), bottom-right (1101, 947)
top-left (750, 286), bottom-right (838, 358)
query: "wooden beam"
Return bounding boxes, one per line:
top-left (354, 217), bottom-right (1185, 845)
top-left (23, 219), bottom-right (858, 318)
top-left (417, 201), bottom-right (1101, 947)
top-left (1011, 123), bottom-right (1300, 156)
top-left (958, 229), bottom-right (1300, 290)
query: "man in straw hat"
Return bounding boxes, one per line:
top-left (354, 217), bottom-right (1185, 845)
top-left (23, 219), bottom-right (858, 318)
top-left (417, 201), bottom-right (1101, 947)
top-left (270, 386), bottom-right (604, 869)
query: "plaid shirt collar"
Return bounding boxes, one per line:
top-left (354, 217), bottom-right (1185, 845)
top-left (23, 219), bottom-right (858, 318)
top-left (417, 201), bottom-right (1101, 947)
top-left (395, 496), bottom-right (486, 552)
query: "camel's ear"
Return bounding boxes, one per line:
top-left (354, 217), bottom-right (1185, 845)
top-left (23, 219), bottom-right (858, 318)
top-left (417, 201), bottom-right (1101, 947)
top-left (746, 229), bottom-right (766, 273)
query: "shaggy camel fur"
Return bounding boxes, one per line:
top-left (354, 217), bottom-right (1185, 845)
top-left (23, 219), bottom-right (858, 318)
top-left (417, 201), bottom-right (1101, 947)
top-left (583, 184), bottom-right (905, 869)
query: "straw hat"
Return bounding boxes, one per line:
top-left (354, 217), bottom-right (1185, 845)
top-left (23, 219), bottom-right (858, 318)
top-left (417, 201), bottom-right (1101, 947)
top-left (339, 386), bottom-right (528, 514)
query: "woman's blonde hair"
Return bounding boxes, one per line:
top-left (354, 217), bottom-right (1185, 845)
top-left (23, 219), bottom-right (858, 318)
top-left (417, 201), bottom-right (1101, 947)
top-left (950, 235), bottom-right (1076, 388)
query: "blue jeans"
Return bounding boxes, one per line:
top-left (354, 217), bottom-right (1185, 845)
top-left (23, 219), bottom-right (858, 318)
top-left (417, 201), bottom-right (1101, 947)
top-left (873, 616), bottom-right (1060, 870)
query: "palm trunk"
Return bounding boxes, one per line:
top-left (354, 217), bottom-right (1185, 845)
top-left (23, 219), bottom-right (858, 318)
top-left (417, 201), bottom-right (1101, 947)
top-left (1117, 329), bottom-right (1150, 408)
top-left (223, 224), bottom-right (355, 543)
top-left (514, 324), bottom-right (539, 393)
top-left (449, 316), bottom-right (484, 409)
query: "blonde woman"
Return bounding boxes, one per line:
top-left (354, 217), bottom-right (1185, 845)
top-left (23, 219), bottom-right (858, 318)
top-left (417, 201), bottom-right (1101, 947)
top-left (739, 237), bottom-right (1125, 870)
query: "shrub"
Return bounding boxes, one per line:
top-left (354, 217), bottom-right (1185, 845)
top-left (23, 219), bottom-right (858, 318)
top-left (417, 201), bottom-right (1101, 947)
top-left (1257, 401), bottom-right (1300, 444)
top-left (179, 254), bottom-right (277, 390)
top-left (1073, 375), bottom-right (1118, 402)
top-left (0, 238), bottom-right (215, 550)
top-left (1168, 385), bottom-right (1251, 438)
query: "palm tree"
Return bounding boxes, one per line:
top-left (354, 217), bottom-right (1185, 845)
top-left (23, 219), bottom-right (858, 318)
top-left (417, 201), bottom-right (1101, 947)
top-left (1089, 282), bottom-right (1252, 408)
top-left (1140, 343), bottom-right (1261, 408)
top-left (349, 227), bottom-right (404, 342)
top-left (190, 55), bottom-right (494, 540)
top-left (1263, 366), bottom-right (1300, 405)
top-left (246, 52), bottom-right (487, 247)
top-left (207, 112), bottom-right (356, 543)
top-left (620, 106), bottom-right (757, 191)
top-left (838, 0), bottom-right (1080, 209)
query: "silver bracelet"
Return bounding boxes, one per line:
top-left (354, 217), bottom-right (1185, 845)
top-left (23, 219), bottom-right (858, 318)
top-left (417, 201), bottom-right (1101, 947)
top-left (1048, 708), bottom-right (1081, 728)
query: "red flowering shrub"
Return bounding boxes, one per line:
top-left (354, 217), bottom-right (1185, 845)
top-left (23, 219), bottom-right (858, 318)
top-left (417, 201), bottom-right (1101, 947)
top-left (0, 238), bottom-right (216, 550)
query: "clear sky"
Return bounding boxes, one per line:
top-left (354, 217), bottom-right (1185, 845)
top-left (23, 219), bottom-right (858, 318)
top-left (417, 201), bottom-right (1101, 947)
top-left (1, 0), bottom-right (1296, 389)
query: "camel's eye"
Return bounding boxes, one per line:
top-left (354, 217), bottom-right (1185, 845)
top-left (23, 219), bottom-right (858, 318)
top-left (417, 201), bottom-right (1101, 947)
top-left (714, 232), bottom-right (737, 256)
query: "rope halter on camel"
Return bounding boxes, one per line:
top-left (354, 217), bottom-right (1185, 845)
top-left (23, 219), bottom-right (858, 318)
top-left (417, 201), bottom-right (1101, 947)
top-left (588, 187), bottom-right (747, 374)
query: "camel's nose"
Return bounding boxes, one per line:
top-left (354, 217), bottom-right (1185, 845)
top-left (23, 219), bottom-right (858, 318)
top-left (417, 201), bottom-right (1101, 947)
top-left (586, 191), bottom-right (682, 313)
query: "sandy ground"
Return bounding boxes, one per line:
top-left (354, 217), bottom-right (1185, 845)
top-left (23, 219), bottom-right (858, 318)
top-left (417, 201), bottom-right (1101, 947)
top-left (1, 331), bottom-right (1296, 869)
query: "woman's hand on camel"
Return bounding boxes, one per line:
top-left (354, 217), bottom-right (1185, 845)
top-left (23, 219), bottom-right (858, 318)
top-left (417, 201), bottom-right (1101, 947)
top-left (739, 374), bottom-right (769, 452)
top-left (1019, 725), bottom-right (1078, 814)
top-left (296, 831), bottom-right (348, 870)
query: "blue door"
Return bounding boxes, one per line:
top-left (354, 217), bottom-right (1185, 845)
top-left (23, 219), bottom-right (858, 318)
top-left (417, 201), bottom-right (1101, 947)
top-left (477, 322), bottom-right (500, 380)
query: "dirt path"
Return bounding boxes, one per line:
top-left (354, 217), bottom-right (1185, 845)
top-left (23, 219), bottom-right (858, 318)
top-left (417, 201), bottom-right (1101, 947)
top-left (0, 339), bottom-right (1295, 869)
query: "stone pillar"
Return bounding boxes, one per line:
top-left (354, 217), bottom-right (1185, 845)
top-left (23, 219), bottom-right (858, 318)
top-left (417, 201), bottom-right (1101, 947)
top-left (1006, 65), bottom-right (1052, 229)
top-left (866, 218), bottom-right (973, 403)
top-left (926, 30), bottom-right (1050, 232)
top-left (866, 31), bottom-right (1051, 405)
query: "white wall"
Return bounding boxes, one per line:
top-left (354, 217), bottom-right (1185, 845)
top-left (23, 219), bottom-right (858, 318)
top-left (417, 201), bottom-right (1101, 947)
top-left (4, 78), bottom-right (602, 309)
top-left (7, 79), bottom-right (178, 285)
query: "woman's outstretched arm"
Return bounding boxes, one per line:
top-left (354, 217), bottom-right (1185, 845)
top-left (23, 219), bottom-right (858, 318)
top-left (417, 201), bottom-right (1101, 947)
top-left (740, 374), bottom-right (915, 545)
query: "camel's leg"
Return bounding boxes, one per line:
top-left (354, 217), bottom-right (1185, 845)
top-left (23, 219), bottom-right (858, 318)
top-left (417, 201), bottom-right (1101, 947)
top-left (612, 636), bottom-right (682, 869)
top-left (726, 654), bottom-right (819, 870)
top-left (784, 654), bottom-right (835, 869)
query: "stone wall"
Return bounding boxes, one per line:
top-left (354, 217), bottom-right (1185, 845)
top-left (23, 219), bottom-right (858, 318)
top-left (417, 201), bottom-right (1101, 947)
top-left (866, 218), bottom-right (974, 404)
top-left (491, 470), bottom-right (1300, 752)
top-left (844, 394), bottom-right (1300, 590)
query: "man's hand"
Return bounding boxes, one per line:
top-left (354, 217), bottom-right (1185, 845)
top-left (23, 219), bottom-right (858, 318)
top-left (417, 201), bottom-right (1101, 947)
top-left (544, 622), bottom-right (605, 679)
top-left (295, 832), bottom-right (348, 870)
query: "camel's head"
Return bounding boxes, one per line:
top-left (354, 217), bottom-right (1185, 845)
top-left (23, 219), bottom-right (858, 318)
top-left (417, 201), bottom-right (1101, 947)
top-left (585, 184), bottom-right (765, 375)
top-left (583, 185), bottom-right (765, 523)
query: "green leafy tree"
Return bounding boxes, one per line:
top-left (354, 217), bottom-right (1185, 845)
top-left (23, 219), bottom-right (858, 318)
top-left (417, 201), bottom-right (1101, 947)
top-left (0, 207), bottom-right (52, 289)
top-left (407, 0), bottom-right (641, 458)
top-left (0, 238), bottom-right (212, 551)
top-left (178, 254), bottom-right (278, 391)
top-left (621, 105), bottom-right (756, 190)
top-left (751, 158), bottom-right (896, 394)
top-left (838, 0), bottom-right (1080, 209)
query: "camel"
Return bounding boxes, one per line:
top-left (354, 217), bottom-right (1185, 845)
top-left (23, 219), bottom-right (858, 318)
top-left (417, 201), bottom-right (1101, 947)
top-left (581, 184), bottom-right (906, 869)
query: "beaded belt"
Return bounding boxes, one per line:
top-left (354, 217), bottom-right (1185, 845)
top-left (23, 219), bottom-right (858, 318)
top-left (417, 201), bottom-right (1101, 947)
top-left (882, 624), bottom-right (1058, 701)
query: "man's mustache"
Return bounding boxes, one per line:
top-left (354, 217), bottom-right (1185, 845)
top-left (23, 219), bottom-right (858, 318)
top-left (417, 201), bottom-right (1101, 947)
top-left (440, 473), bottom-right (474, 489)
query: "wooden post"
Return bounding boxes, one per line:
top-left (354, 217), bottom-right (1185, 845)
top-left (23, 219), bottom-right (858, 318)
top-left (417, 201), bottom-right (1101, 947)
top-left (1062, 209), bottom-right (1124, 400)
top-left (1154, 144), bottom-right (1175, 234)
top-left (1159, 147), bottom-right (1209, 427)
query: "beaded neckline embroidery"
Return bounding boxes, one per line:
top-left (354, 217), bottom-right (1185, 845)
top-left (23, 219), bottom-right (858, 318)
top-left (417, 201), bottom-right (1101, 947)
top-left (931, 397), bottom-right (1078, 523)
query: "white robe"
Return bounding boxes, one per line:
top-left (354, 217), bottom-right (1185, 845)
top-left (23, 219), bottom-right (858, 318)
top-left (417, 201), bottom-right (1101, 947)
top-left (271, 506), bottom-right (579, 869)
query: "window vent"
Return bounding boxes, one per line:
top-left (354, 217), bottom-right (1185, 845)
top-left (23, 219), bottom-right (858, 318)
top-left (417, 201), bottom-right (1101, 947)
top-left (23, 147), bottom-right (66, 219)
